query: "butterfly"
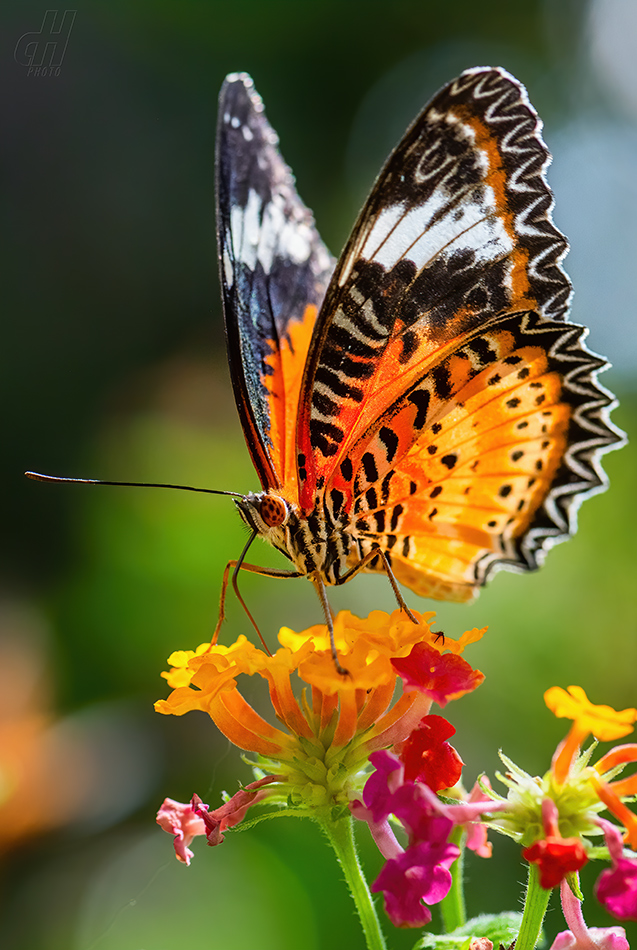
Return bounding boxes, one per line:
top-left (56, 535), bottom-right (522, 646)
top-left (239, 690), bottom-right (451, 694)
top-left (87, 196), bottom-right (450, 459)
top-left (215, 66), bottom-right (622, 640)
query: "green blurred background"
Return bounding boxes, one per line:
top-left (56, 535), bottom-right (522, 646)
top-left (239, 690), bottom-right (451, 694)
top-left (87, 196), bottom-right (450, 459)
top-left (2, 1), bottom-right (637, 947)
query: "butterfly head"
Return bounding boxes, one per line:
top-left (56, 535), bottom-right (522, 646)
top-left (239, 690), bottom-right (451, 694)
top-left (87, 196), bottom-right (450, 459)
top-left (235, 491), bottom-right (291, 537)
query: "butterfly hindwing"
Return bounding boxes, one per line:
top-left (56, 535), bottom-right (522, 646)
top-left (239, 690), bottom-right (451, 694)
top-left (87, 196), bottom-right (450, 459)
top-left (338, 310), bottom-right (618, 600)
top-left (216, 73), bottom-right (335, 493)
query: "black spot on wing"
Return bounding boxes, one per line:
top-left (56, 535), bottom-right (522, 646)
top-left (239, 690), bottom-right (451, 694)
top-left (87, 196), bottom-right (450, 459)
top-left (340, 458), bottom-right (353, 482)
top-left (379, 427), bottom-right (399, 463)
top-left (407, 389), bottom-right (431, 429)
top-left (362, 452), bottom-right (379, 482)
top-left (400, 330), bottom-right (418, 364)
top-left (390, 504), bottom-right (403, 531)
top-left (330, 489), bottom-right (344, 518)
top-left (431, 364), bottom-right (453, 400)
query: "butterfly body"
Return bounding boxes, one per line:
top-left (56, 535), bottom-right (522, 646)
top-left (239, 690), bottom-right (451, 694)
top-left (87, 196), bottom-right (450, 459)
top-left (217, 67), bottom-right (622, 611)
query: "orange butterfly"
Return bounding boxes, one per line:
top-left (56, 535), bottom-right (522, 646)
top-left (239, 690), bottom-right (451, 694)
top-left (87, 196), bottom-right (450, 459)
top-left (27, 67), bottom-right (622, 654)
top-left (215, 67), bottom-right (622, 635)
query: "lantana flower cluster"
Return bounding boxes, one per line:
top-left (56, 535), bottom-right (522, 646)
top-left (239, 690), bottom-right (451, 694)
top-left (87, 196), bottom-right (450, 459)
top-left (156, 610), bottom-right (637, 947)
top-left (156, 609), bottom-right (486, 905)
top-left (486, 686), bottom-right (637, 919)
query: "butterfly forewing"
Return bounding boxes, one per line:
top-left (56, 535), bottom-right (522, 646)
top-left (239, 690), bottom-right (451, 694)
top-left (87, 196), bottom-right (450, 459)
top-left (296, 67), bottom-right (574, 503)
top-left (216, 73), bottom-right (335, 493)
top-left (293, 67), bottom-right (622, 599)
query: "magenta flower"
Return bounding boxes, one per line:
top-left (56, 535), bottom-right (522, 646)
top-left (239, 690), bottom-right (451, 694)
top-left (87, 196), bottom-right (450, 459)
top-left (351, 750), bottom-right (459, 925)
top-left (360, 748), bottom-right (405, 823)
top-left (391, 780), bottom-right (457, 845)
top-left (596, 859), bottom-right (637, 921)
top-left (595, 818), bottom-right (637, 922)
top-left (352, 748), bottom-right (502, 928)
top-left (372, 838), bottom-right (459, 928)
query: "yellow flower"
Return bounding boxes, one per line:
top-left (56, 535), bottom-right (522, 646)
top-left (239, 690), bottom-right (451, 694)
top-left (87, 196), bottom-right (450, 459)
top-left (545, 686), bottom-right (637, 785)
top-left (541, 686), bottom-right (637, 851)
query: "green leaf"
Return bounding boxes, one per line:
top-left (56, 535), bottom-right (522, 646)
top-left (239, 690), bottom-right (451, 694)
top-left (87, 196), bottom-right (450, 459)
top-left (413, 912), bottom-right (524, 950)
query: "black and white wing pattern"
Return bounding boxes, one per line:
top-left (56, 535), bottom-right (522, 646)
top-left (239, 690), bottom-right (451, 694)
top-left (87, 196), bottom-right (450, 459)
top-left (216, 73), bottom-right (335, 491)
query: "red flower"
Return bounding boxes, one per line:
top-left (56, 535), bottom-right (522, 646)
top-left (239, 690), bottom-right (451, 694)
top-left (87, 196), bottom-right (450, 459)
top-left (392, 642), bottom-right (484, 707)
top-left (522, 799), bottom-right (588, 888)
top-left (395, 714), bottom-right (463, 789)
top-left (523, 837), bottom-right (588, 889)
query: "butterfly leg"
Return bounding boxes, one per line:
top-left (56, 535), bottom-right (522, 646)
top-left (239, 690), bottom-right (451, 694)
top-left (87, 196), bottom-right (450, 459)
top-left (335, 546), bottom-right (419, 625)
top-left (310, 573), bottom-right (349, 677)
top-left (213, 547), bottom-right (302, 650)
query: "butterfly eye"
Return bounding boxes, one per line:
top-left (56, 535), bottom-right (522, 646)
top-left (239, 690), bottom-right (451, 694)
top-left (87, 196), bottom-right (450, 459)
top-left (259, 496), bottom-right (287, 528)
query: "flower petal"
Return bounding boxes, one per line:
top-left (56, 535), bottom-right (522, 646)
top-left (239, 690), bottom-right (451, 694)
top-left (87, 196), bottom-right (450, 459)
top-left (392, 643), bottom-right (484, 707)
top-left (545, 687), bottom-right (637, 742)
top-left (396, 715), bottom-right (463, 789)
top-left (372, 839), bottom-right (459, 928)
top-left (523, 837), bottom-right (588, 889)
top-left (156, 797), bottom-right (206, 865)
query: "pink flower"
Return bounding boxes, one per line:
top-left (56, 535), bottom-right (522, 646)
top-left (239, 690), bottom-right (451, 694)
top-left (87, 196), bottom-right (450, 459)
top-left (156, 798), bottom-right (206, 865)
top-left (157, 776), bottom-right (278, 862)
top-left (464, 780), bottom-right (495, 858)
top-left (554, 876), bottom-right (629, 950)
top-left (550, 928), bottom-right (629, 950)
top-left (191, 777), bottom-right (276, 846)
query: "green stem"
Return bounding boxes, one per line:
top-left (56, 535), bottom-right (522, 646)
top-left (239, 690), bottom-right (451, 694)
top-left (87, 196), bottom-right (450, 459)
top-left (517, 864), bottom-right (552, 950)
top-left (319, 814), bottom-right (387, 950)
top-left (439, 826), bottom-right (466, 932)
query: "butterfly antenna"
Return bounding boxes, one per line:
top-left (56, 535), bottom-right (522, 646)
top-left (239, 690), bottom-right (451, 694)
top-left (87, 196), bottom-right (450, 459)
top-left (25, 471), bottom-right (244, 498)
